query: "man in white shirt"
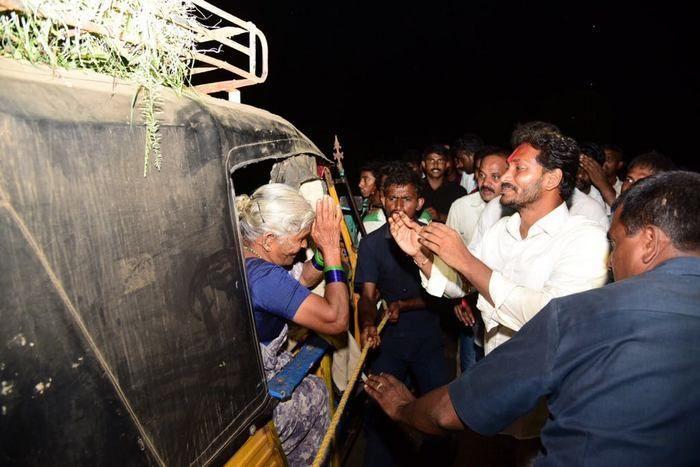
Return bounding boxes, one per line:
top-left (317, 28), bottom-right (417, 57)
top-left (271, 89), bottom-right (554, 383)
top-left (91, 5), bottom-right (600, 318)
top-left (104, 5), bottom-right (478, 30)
top-left (580, 144), bottom-right (625, 213)
top-left (447, 147), bottom-right (509, 244)
top-left (389, 127), bottom-right (609, 355)
top-left (452, 133), bottom-right (484, 193)
top-left (575, 142), bottom-right (607, 208)
top-left (471, 187), bottom-right (609, 248)
top-left (388, 127), bottom-right (609, 440)
top-left (446, 147), bottom-right (509, 371)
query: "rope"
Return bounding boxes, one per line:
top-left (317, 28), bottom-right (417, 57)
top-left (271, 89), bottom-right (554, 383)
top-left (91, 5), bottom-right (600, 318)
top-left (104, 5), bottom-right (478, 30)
top-left (312, 306), bottom-right (390, 467)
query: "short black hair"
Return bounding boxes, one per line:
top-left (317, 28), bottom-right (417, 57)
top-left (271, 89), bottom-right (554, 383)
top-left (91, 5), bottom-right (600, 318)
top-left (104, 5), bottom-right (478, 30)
top-left (359, 160), bottom-right (383, 179)
top-left (515, 125), bottom-right (579, 200)
top-left (511, 121), bottom-right (561, 148)
top-left (452, 133), bottom-right (484, 156)
top-left (421, 143), bottom-right (450, 160)
top-left (381, 161), bottom-right (424, 196)
top-left (475, 145), bottom-right (509, 164)
top-left (613, 171), bottom-right (700, 251)
top-left (601, 143), bottom-right (625, 162)
top-left (579, 142), bottom-right (606, 165)
top-left (627, 151), bottom-right (676, 174)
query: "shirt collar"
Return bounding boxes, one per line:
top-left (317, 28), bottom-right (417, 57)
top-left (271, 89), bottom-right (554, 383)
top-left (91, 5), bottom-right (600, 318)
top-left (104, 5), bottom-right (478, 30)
top-left (649, 256), bottom-right (700, 277)
top-left (468, 192), bottom-right (485, 207)
top-left (505, 202), bottom-right (570, 240)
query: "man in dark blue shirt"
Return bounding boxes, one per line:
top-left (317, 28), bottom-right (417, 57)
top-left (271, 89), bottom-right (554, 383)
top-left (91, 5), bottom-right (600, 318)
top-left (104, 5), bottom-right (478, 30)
top-left (356, 163), bottom-right (450, 466)
top-left (365, 171), bottom-right (700, 467)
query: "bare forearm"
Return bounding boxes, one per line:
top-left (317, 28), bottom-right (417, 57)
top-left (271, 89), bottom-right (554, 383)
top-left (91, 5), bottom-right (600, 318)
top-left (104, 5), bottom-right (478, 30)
top-left (324, 282), bottom-right (350, 331)
top-left (299, 260), bottom-right (323, 288)
top-left (599, 184), bottom-right (617, 207)
top-left (396, 386), bottom-right (464, 435)
top-left (412, 249), bottom-right (435, 278)
top-left (358, 296), bottom-right (378, 327)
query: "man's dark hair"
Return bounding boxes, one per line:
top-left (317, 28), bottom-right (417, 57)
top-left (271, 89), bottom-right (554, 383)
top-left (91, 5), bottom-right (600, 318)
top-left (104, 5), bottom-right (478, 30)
top-left (613, 171), bottom-right (700, 251)
top-left (474, 145), bottom-right (509, 165)
top-left (359, 160), bottom-right (383, 179)
top-left (511, 121), bottom-right (561, 148)
top-left (381, 161), bottom-right (424, 196)
top-left (579, 142), bottom-right (606, 165)
top-left (421, 143), bottom-right (450, 160)
top-left (516, 126), bottom-right (580, 200)
top-left (452, 133), bottom-right (484, 156)
top-left (627, 151), bottom-right (676, 174)
top-left (601, 143), bottom-right (625, 162)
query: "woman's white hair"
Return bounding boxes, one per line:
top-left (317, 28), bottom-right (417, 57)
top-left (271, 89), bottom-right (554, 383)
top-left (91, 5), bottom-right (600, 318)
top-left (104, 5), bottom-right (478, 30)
top-left (235, 183), bottom-right (315, 242)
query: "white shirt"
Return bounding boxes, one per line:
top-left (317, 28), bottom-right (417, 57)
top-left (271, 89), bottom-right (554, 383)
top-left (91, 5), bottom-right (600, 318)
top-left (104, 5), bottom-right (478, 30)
top-left (471, 190), bottom-right (609, 247)
top-left (446, 192), bottom-right (486, 244)
top-left (593, 178), bottom-right (623, 215)
top-left (586, 185), bottom-right (606, 209)
top-left (422, 202), bottom-right (609, 354)
top-left (460, 172), bottom-right (478, 193)
top-left (569, 188), bottom-right (610, 231)
top-left (613, 178), bottom-right (623, 196)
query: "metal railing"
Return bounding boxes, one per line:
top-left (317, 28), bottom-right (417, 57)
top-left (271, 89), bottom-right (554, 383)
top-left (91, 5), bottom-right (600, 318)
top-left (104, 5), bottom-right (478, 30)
top-left (189, 0), bottom-right (269, 96)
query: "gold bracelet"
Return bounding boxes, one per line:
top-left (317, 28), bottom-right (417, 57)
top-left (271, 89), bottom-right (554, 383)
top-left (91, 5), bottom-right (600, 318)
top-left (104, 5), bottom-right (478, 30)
top-left (413, 255), bottom-right (430, 266)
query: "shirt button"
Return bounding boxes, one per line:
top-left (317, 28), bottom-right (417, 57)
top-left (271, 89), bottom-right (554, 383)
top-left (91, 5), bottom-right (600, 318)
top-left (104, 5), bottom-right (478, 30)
top-left (402, 288), bottom-right (408, 292)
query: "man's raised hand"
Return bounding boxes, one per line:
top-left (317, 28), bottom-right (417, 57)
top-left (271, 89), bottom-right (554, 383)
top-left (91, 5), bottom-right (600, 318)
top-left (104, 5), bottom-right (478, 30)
top-left (418, 222), bottom-right (470, 271)
top-left (388, 211), bottom-right (423, 257)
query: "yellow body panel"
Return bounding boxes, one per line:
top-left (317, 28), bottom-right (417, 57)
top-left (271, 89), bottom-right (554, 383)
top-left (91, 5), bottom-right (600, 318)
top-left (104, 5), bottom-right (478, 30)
top-left (224, 422), bottom-right (287, 467)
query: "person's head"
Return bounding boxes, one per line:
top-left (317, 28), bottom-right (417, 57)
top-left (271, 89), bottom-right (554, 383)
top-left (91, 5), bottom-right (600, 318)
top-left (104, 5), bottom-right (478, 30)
top-left (236, 183), bottom-right (315, 266)
top-left (474, 146), bottom-right (509, 202)
top-left (421, 144), bottom-right (450, 181)
top-left (511, 121), bottom-right (561, 149)
top-left (621, 151), bottom-right (676, 193)
top-left (609, 171), bottom-right (700, 281)
top-left (576, 142), bottom-right (606, 192)
top-left (452, 133), bottom-right (484, 175)
top-left (358, 160), bottom-right (383, 203)
top-left (381, 162), bottom-right (425, 219)
top-left (400, 149), bottom-right (422, 176)
top-left (601, 144), bottom-right (625, 180)
top-left (501, 125), bottom-right (579, 210)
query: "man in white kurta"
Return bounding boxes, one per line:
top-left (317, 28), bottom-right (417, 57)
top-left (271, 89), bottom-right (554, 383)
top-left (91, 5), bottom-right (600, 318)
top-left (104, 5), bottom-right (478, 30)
top-left (388, 127), bottom-right (609, 438)
top-left (470, 187), bottom-right (609, 248)
top-left (447, 151), bottom-right (509, 244)
top-left (425, 202), bottom-right (608, 354)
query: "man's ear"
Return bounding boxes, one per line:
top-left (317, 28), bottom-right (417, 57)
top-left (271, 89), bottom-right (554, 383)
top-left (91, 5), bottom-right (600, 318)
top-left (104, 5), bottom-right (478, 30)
top-left (544, 168), bottom-right (563, 193)
top-left (416, 197), bottom-right (425, 212)
top-left (640, 225), bottom-right (664, 265)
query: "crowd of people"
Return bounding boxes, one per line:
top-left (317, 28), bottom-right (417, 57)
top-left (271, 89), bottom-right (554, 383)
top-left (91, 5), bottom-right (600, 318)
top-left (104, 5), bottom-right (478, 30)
top-left (238, 121), bottom-right (700, 466)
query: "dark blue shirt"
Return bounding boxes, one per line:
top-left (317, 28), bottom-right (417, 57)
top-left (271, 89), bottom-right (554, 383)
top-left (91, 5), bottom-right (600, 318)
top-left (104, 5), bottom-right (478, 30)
top-left (245, 258), bottom-right (311, 344)
top-left (449, 257), bottom-right (700, 467)
top-left (355, 223), bottom-right (440, 338)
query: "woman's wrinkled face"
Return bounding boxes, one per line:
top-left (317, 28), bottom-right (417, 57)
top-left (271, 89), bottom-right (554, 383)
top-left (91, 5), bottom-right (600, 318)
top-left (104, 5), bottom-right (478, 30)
top-left (268, 228), bottom-right (310, 266)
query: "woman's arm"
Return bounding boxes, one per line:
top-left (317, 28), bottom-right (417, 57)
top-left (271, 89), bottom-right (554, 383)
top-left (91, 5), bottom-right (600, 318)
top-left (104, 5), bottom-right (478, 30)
top-left (292, 196), bottom-right (349, 335)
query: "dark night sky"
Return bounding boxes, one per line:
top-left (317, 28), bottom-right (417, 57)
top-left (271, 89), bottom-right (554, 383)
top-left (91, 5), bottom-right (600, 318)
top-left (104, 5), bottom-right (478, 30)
top-left (214, 1), bottom-right (699, 174)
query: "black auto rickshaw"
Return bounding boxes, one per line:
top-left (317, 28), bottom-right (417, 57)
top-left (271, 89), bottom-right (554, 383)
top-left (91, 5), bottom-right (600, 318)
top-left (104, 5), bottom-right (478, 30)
top-left (0, 55), bottom-right (345, 466)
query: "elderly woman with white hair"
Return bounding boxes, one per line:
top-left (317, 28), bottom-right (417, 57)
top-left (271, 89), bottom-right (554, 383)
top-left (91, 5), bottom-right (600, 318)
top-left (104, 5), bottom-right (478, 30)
top-left (236, 183), bottom-right (348, 466)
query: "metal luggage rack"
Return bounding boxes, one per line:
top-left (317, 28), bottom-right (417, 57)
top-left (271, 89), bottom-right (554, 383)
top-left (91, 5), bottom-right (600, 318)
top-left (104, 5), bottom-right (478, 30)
top-left (0, 0), bottom-right (268, 101)
top-left (188, 0), bottom-right (268, 101)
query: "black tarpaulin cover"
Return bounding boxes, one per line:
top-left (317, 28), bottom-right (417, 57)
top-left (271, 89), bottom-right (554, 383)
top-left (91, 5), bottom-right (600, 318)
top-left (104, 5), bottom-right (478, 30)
top-left (0, 58), bottom-right (328, 466)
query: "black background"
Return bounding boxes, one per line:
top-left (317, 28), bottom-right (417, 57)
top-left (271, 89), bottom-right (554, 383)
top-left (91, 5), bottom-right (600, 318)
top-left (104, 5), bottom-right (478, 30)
top-left (211, 1), bottom-right (699, 177)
